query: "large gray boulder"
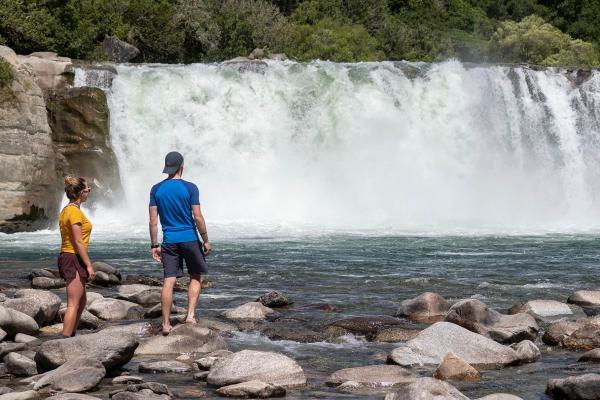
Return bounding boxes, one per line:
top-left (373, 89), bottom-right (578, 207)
top-left (51, 395), bottom-right (102, 400)
top-left (139, 361), bottom-right (191, 374)
top-left (445, 299), bottom-right (538, 343)
top-left (0, 305), bottom-right (39, 336)
top-left (216, 380), bottom-right (285, 398)
top-left (562, 321), bottom-right (600, 350)
top-left (34, 330), bottom-right (138, 371)
top-left (0, 390), bottom-right (40, 400)
top-left (325, 316), bottom-right (403, 338)
top-left (109, 382), bottom-right (171, 400)
top-left (477, 395), bottom-right (523, 400)
top-left (510, 340), bottom-right (540, 363)
top-left (256, 291), bottom-right (291, 308)
top-left (579, 349), bottom-right (600, 363)
top-left (99, 322), bottom-right (153, 339)
top-left (6, 289), bottom-right (62, 326)
top-left (222, 302), bottom-right (274, 321)
top-left (135, 324), bottom-right (226, 355)
top-left (546, 373), bottom-right (600, 399)
top-left (327, 365), bottom-right (417, 389)
top-left (384, 377), bottom-right (469, 400)
top-left (31, 277), bottom-right (64, 289)
top-left (117, 284), bottom-right (161, 306)
top-left (510, 300), bottom-right (573, 317)
top-left (433, 352), bottom-right (480, 382)
top-left (568, 291), bottom-right (600, 307)
top-left (543, 321), bottom-right (582, 346)
top-left (397, 322), bottom-right (520, 369)
top-left (87, 298), bottom-right (144, 320)
top-left (207, 350), bottom-right (307, 388)
top-left (396, 292), bottom-right (450, 322)
top-left (101, 36), bottom-right (140, 62)
top-left (58, 307), bottom-right (102, 329)
top-left (24, 357), bottom-right (105, 393)
top-left (5, 352), bottom-right (37, 376)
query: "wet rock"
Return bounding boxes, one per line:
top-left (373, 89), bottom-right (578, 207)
top-left (374, 327), bottom-right (421, 343)
top-left (327, 316), bottom-right (403, 338)
top-left (222, 58), bottom-right (268, 74)
top-left (101, 36), bottom-right (140, 63)
top-left (0, 389), bottom-right (12, 395)
top-left (109, 382), bottom-right (171, 400)
top-left (477, 395), bottom-right (524, 400)
top-left (257, 291), bottom-right (291, 308)
top-left (384, 377), bottom-right (469, 400)
top-left (207, 350), bottom-right (306, 388)
top-left (583, 307), bottom-right (600, 317)
top-left (261, 325), bottom-right (326, 343)
top-left (5, 352), bottom-right (37, 376)
top-left (193, 371), bottom-right (209, 381)
top-left (31, 277), bottom-right (64, 290)
top-left (117, 285), bottom-right (161, 306)
top-left (192, 318), bottom-right (238, 333)
top-left (568, 291), bottom-right (600, 307)
top-left (510, 340), bottom-right (541, 363)
top-left (0, 327), bottom-right (6, 341)
top-left (112, 375), bottom-right (145, 384)
top-left (135, 325), bottom-right (227, 355)
top-left (510, 300), bottom-right (573, 317)
top-left (396, 292), bottom-right (450, 322)
top-left (0, 342), bottom-right (27, 359)
top-left (87, 298), bottom-right (144, 320)
top-left (138, 361), bottom-right (191, 374)
top-left (92, 271), bottom-right (121, 286)
top-left (546, 373), bottom-right (600, 400)
top-left (445, 299), bottom-right (538, 343)
top-left (14, 334), bottom-right (39, 345)
top-left (144, 303), bottom-right (185, 319)
top-left (579, 349), bottom-right (600, 363)
top-left (563, 321), bottom-right (600, 350)
top-left (216, 380), bottom-right (286, 398)
top-left (100, 322), bottom-right (153, 338)
top-left (34, 330), bottom-right (138, 371)
top-left (543, 320), bottom-right (582, 346)
top-left (195, 350), bottom-right (233, 370)
top-left (25, 357), bottom-right (105, 392)
top-left (92, 261), bottom-right (119, 277)
top-left (11, 289), bottom-right (61, 325)
top-left (387, 347), bottom-right (424, 367)
top-left (0, 390), bottom-right (40, 400)
top-left (0, 305), bottom-right (39, 336)
top-left (433, 352), bottom-right (480, 382)
top-left (86, 292), bottom-right (104, 306)
top-left (58, 307), bottom-right (102, 329)
top-left (27, 269), bottom-right (57, 280)
top-left (327, 365), bottom-right (417, 389)
top-left (401, 321), bottom-right (519, 369)
top-left (51, 394), bottom-right (102, 400)
top-left (222, 302), bottom-right (274, 321)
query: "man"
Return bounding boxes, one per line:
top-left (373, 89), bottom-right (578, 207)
top-left (149, 151), bottom-right (212, 335)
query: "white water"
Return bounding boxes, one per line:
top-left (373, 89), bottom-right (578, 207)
top-left (81, 60), bottom-right (600, 235)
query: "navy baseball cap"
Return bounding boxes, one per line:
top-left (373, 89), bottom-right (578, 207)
top-left (162, 151), bottom-right (184, 174)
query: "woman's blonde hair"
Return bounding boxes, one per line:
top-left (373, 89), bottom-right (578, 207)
top-left (64, 176), bottom-right (87, 201)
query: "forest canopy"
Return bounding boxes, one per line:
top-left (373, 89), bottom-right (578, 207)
top-left (0, 0), bottom-right (598, 66)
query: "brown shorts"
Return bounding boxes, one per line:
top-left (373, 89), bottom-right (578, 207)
top-left (57, 252), bottom-right (89, 281)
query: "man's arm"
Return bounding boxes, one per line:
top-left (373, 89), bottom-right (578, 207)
top-left (149, 206), bottom-right (161, 262)
top-left (192, 204), bottom-right (211, 255)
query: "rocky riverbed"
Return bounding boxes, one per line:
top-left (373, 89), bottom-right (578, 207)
top-left (1, 233), bottom-right (600, 399)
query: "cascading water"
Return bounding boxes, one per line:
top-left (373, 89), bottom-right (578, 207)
top-left (85, 60), bottom-right (600, 234)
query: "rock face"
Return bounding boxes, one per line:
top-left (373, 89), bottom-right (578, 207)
top-left (546, 374), bottom-right (600, 400)
top-left (396, 292), bottom-right (450, 322)
top-left (568, 291), bottom-right (600, 307)
top-left (25, 357), bottom-right (105, 392)
top-left (34, 330), bottom-right (138, 371)
top-left (216, 380), bottom-right (285, 398)
top-left (101, 36), bottom-right (140, 62)
top-left (433, 352), bottom-right (480, 382)
top-left (445, 299), bottom-right (538, 343)
top-left (384, 377), bottom-right (469, 400)
top-left (399, 322), bottom-right (520, 369)
top-left (206, 350), bottom-right (307, 388)
top-left (0, 47), bottom-right (62, 232)
top-left (327, 365), bottom-right (417, 389)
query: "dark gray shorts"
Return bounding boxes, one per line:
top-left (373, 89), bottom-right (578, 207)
top-left (161, 240), bottom-right (208, 278)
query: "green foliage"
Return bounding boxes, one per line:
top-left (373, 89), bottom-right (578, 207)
top-left (490, 15), bottom-right (599, 66)
top-left (288, 18), bottom-right (384, 62)
top-left (0, 58), bottom-right (14, 88)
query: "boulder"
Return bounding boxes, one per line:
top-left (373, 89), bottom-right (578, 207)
top-left (222, 302), bottom-right (274, 321)
top-left (112, 375), bottom-right (145, 385)
top-left (92, 261), bottom-right (119, 276)
top-left (0, 342), bottom-right (27, 359)
top-left (510, 300), bottom-right (573, 317)
top-left (91, 271), bottom-right (120, 286)
top-left (0, 390), bottom-right (40, 400)
top-left (193, 318), bottom-right (238, 333)
top-left (25, 357), bottom-right (105, 392)
top-left (9, 289), bottom-right (61, 325)
top-left (387, 347), bottom-right (424, 368)
top-left (401, 322), bottom-right (519, 369)
top-left (145, 303), bottom-right (186, 319)
top-left (0, 390), bottom-right (13, 396)
top-left (477, 395), bottom-right (524, 400)
top-left (510, 340), bottom-right (541, 363)
top-left (117, 286), bottom-right (161, 306)
top-left (0, 305), bottom-right (39, 336)
top-left (195, 350), bottom-right (233, 370)
top-left (445, 299), bottom-right (538, 343)
top-left (30, 277), bottom-right (64, 290)
top-left (58, 307), bottom-right (102, 329)
top-left (99, 322), bottom-right (153, 338)
top-left (34, 330), bottom-right (138, 371)
top-left (207, 350), bottom-right (306, 388)
top-left (101, 36), bottom-right (140, 62)
top-left (17, 51), bottom-right (71, 91)
top-left (546, 374), bottom-right (600, 400)
top-left (326, 316), bottom-right (403, 338)
top-left (5, 352), bottom-right (37, 376)
top-left (374, 327), bottom-right (421, 343)
top-left (27, 269), bottom-right (56, 280)
top-left (395, 292), bottom-right (450, 322)
top-left (543, 321), bottom-right (582, 346)
top-left (135, 325), bottom-right (227, 355)
top-left (51, 395), bottom-right (102, 400)
top-left (327, 365), bottom-right (417, 389)
top-left (0, 327), bottom-right (6, 341)
top-left (433, 352), bottom-right (480, 382)
top-left (563, 321), bottom-right (600, 350)
top-left (138, 361), bottom-right (191, 374)
top-left (109, 382), bottom-right (171, 400)
top-left (39, 323), bottom-right (63, 335)
top-left (579, 349), bottom-right (600, 363)
top-left (256, 291), bottom-right (291, 308)
top-left (216, 380), bottom-right (286, 398)
top-left (86, 292), bottom-right (104, 306)
top-left (87, 298), bottom-right (144, 320)
top-left (568, 291), bottom-right (600, 307)
top-left (14, 334), bottom-right (39, 345)
top-left (384, 377), bottom-right (469, 400)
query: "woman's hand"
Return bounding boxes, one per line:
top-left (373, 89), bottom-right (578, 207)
top-left (86, 264), bottom-right (96, 281)
top-left (152, 247), bottom-right (162, 262)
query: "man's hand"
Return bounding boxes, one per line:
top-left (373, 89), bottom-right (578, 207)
top-left (86, 264), bottom-right (96, 281)
top-left (152, 247), bottom-right (162, 262)
top-left (203, 241), bottom-right (212, 256)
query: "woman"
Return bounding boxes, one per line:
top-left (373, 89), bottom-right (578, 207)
top-left (58, 176), bottom-right (96, 337)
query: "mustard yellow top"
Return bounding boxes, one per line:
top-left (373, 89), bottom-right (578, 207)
top-left (59, 204), bottom-right (92, 254)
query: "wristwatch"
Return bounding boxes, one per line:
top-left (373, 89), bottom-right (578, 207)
top-left (151, 244), bottom-right (160, 249)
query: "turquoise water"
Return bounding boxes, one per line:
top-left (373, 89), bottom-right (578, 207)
top-left (1, 231), bottom-right (599, 398)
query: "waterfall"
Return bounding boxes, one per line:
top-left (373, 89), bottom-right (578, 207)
top-left (86, 60), bottom-right (600, 234)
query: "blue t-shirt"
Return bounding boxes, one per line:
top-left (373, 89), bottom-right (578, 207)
top-left (149, 179), bottom-right (200, 244)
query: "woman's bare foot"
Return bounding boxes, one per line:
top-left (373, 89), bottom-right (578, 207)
top-left (162, 323), bottom-right (172, 336)
top-left (185, 317), bottom-right (197, 324)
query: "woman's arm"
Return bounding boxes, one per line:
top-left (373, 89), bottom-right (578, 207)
top-left (71, 223), bottom-right (96, 280)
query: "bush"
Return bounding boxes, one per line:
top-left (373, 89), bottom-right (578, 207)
top-left (0, 58), bottom-right (14, 88)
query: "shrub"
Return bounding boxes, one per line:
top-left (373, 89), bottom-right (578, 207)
top-left (0, 58), bottom-right (14, 88)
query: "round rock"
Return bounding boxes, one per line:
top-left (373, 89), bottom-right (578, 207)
top-left (433, 352), bottom-right (480, 382)
top-left (139, 361), bottom-right (191, 373)
top-left (222, 302), bottom-right (274, 321)
top-left (327, 364), bottom-right (417, 388)
top-left (385, 377), bottom-right (469, 400)
top-left (396, 292), bottom-right (450, 322)
top-left (216, 380), bottom-right (286, 398)
top-left (257, 291), bottom-right (291, 308)
top-left (568, 291), bottom-right (600, 307)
